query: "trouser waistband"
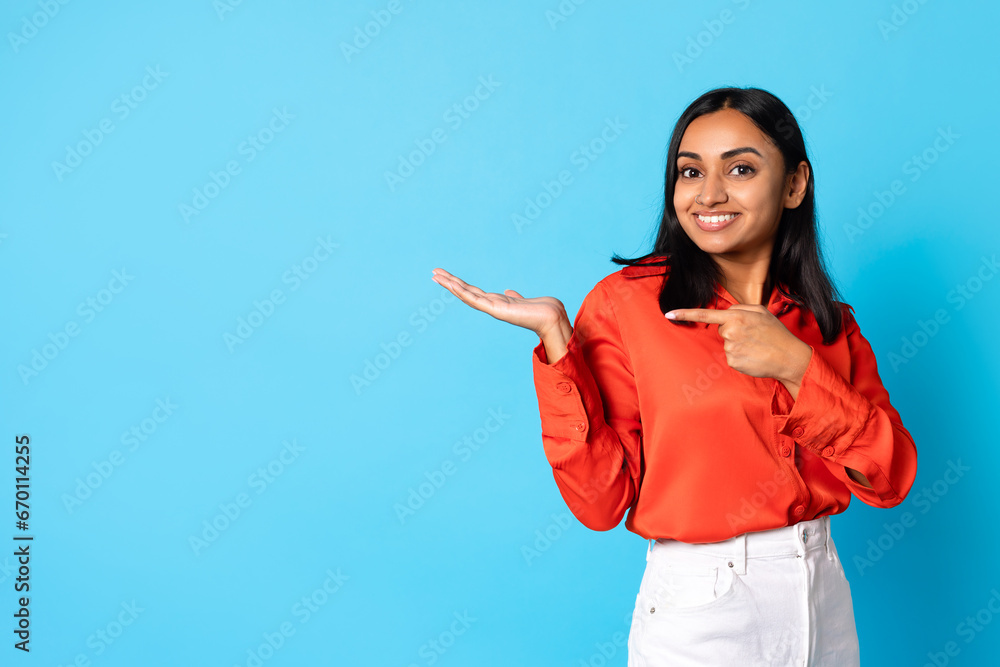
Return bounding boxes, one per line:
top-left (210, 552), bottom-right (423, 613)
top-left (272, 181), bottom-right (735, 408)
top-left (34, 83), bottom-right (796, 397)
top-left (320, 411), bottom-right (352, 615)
top-left (645, 515), bottom-right (834, 575)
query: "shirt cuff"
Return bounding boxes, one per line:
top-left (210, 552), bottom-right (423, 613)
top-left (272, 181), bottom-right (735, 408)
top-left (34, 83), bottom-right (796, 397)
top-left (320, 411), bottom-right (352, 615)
top-left (532, 334), bottom-right (603, 444)
top-left (770, 344), bottom-right (872, 459)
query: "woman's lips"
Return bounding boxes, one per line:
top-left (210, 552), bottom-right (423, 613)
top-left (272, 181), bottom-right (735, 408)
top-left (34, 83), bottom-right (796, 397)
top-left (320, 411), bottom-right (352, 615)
top-left (695, 212), bottom-right (739, 232)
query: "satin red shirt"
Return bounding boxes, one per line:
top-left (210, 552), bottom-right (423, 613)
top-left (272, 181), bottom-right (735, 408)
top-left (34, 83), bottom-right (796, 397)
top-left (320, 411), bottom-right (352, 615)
top-left (531, 256), bottom-right (918, 544)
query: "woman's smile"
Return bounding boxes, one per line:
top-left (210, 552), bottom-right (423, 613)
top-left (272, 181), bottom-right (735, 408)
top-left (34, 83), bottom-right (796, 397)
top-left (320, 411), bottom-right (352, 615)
top-left (694, 211), bottom-right (741, 231)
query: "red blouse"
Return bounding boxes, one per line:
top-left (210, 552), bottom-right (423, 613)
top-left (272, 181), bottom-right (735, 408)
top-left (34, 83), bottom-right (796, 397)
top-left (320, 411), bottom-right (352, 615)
top-left (531, 256), bottom-right (918, 543)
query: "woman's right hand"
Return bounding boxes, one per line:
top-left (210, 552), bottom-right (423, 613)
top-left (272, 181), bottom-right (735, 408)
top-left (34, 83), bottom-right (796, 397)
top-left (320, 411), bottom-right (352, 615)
top-left (430, 268), bottom-right (573, 354)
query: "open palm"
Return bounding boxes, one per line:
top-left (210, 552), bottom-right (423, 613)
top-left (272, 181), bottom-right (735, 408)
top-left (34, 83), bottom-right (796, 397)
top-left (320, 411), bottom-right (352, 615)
top-left (431, 267), bottom-right (570, 341)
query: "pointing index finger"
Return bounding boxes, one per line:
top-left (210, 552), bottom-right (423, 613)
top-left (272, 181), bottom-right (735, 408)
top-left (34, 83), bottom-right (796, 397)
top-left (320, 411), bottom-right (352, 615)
top-left (665, 308), bottom-right (735, 324)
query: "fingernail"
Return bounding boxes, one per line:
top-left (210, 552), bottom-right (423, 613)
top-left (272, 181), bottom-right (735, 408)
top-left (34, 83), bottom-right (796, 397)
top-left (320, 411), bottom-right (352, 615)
top-left (665, 311), bottom-right (676, 319)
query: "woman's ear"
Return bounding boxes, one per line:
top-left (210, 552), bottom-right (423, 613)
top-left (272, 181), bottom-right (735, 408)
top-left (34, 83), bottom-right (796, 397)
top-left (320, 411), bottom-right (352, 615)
top-left (783, 161), bottom-right (810, 209)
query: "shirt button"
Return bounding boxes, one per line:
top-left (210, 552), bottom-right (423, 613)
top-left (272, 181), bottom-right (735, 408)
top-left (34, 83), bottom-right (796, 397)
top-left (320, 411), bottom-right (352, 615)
top-left (822, 446), bottom-right (835, 457)
top-left (792, 427), bottom-right (804, 438)
top-left (574, 422), bottom-right (586, 432)
top-left (556, 382), bottom-right (572, 393)
top-left (793, 505), bottom-right (805, 516)
top-left (779, 445), bottom-right (791, 457)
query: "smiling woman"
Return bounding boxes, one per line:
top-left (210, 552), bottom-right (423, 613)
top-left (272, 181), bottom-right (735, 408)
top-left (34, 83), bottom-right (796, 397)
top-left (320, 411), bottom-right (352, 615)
top-left (430, 86), bottom-right (917, 666)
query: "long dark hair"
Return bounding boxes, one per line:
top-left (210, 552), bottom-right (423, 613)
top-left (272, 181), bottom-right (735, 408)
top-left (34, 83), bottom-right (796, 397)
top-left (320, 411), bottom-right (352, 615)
top-left (611, 86), bottom-right (845, 344)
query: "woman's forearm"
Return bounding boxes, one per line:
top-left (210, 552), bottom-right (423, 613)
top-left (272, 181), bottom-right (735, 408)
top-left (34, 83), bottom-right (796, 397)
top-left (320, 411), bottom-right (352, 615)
top-left (539, 316), bottom-right (573, 365)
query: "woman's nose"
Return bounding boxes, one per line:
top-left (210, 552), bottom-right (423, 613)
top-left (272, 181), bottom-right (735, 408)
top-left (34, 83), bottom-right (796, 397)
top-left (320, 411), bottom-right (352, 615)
top-left (698, 172), bottom-right (728, 206)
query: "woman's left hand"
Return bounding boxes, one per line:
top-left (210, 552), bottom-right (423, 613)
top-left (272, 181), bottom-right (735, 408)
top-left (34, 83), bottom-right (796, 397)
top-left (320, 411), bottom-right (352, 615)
top-left (665, 305), bottom-right (812, 385)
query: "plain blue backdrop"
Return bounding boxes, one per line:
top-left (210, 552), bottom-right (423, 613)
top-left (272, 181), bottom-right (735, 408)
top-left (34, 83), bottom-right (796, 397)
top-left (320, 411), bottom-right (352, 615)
top-left (2, 1), bottom-right (998, 665)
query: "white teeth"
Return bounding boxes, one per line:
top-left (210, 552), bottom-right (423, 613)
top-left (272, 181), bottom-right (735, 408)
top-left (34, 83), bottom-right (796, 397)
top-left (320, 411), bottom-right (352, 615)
top-left (697, 213), bottom-right (737, 223)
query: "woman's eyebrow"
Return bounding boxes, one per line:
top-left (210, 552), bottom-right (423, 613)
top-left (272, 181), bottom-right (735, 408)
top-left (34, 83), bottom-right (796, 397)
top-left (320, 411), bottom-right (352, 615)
top-left (677, 147), bottom-right (763, 161)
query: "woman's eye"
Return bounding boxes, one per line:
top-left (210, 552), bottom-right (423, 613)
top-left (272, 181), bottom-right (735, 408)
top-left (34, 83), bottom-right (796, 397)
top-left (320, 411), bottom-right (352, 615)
top-left (678, 165), bottom-right (754, 179)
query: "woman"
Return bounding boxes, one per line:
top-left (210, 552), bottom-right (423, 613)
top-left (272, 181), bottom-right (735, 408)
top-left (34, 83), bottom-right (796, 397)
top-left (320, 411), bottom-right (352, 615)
top-left (431, 87), bottom-right (917, 665)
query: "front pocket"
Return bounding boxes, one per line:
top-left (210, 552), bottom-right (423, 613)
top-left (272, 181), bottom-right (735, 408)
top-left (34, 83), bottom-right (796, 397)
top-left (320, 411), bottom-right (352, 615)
top-left (638, 562), bottom-right (739, 616)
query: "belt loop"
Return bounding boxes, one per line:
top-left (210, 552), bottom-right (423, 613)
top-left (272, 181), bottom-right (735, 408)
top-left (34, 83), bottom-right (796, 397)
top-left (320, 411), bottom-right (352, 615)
top-left (824, 515), bottom-right (833, 559)
top-left (727, 532), bottom-right (747, 575)
top-left (739, 531), bottom-right (747, 574)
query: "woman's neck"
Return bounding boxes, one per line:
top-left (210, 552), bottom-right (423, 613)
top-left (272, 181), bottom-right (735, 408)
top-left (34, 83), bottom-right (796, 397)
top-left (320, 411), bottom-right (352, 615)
top-left (720, 274), bottom-right (773, 306)
top-left (713, 253), bottom-right (773, 306)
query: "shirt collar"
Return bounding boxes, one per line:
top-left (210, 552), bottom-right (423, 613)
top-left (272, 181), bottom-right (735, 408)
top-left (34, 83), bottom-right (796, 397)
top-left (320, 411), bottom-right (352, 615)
top-left (620, 257), bottom-right (803, 319)
top-left (713, 281), bottom-right (802, 317)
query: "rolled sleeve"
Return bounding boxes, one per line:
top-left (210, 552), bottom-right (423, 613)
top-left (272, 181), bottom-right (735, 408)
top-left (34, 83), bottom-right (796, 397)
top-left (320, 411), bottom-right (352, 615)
top-left (772, 345), bottom-right (872, 457)
top-left (771, 306), bottom-right (917, 508)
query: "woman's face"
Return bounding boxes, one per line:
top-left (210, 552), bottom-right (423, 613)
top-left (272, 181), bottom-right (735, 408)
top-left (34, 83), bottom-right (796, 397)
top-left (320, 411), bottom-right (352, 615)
top-left (673, 108), bottom-right (807, 265)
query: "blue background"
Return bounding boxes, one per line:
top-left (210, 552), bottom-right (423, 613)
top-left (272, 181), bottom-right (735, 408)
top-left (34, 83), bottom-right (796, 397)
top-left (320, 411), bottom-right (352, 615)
top-left (2, 0), bottom-right (998, 665)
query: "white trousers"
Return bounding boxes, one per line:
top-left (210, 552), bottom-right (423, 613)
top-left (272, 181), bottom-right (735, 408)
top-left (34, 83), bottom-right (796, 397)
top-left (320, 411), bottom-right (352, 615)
top-left (627, 515), bottom-right (860, 666)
